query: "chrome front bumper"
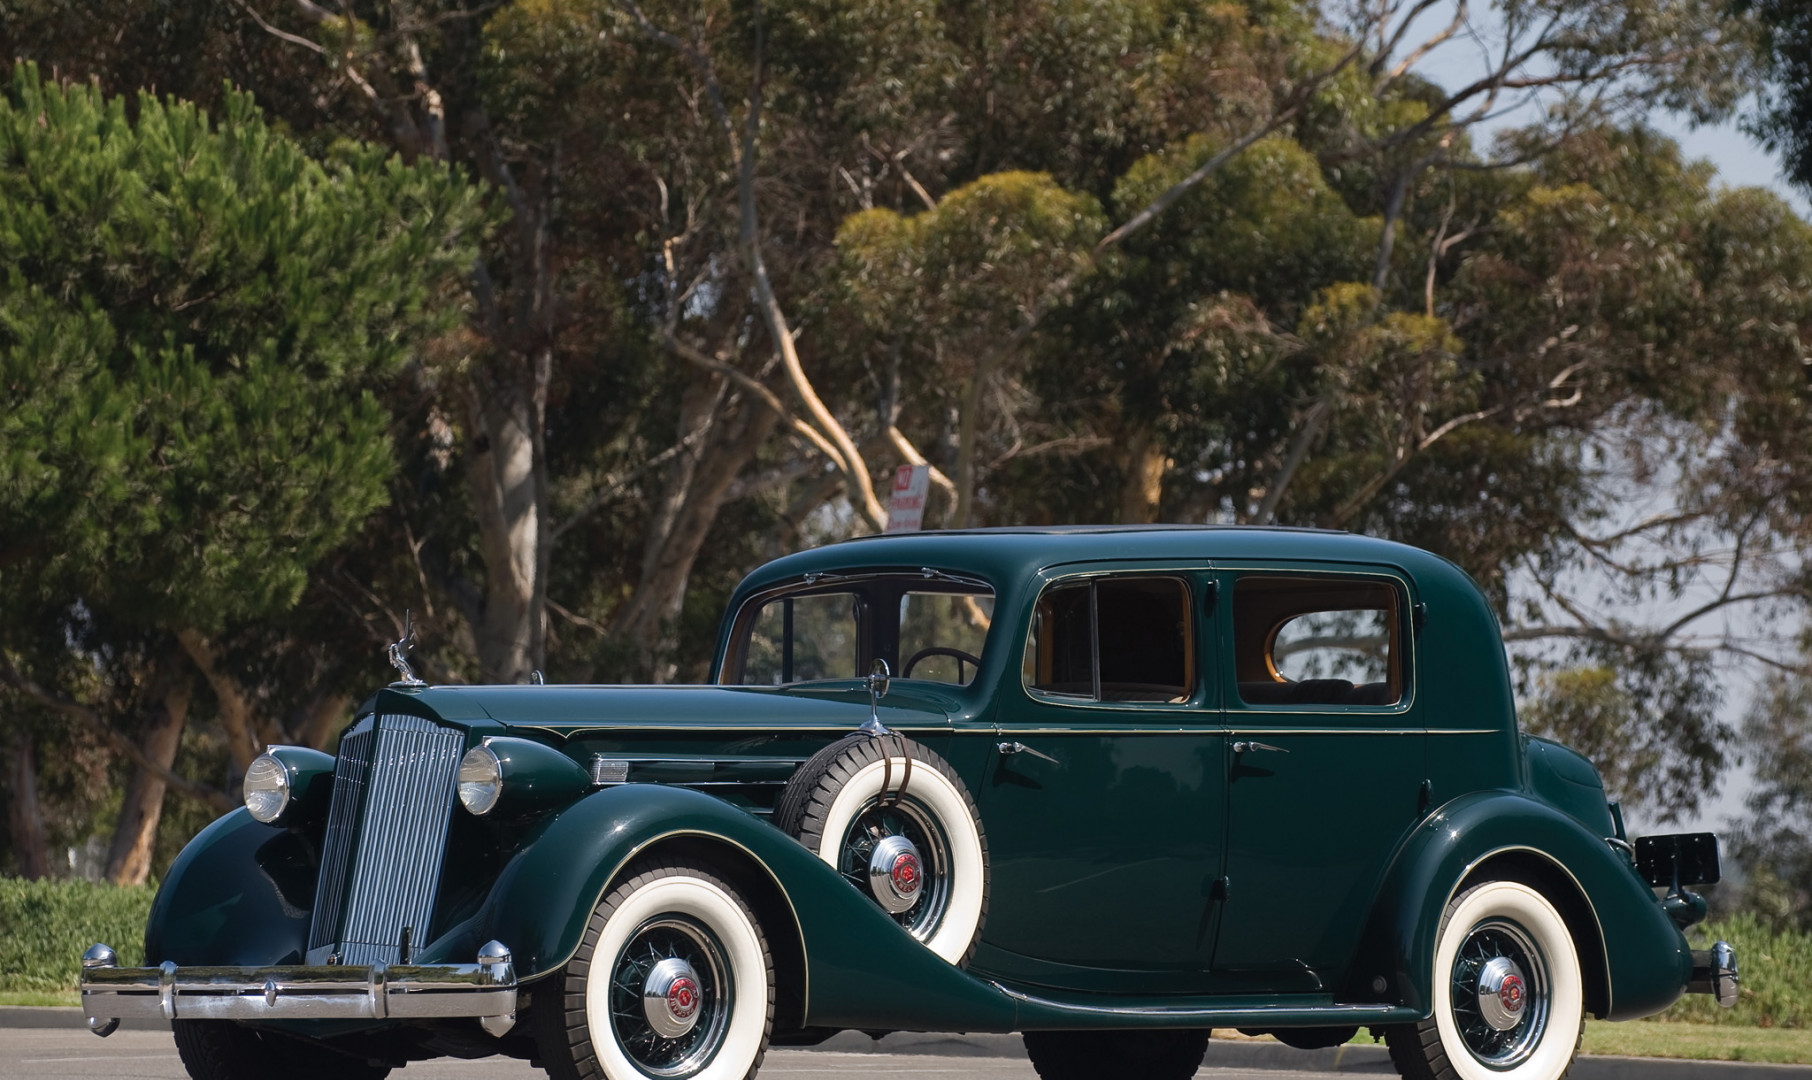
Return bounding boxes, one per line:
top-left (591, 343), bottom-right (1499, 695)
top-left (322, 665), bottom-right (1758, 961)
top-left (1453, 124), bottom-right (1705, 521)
top-left (79, 941), bottom-right (517, 1038)
top-left (1689, 940), bottom-right (1739, 1009)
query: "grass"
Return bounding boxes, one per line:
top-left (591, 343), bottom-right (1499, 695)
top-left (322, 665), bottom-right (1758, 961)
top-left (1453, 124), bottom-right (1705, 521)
top-left (1584, 1020), bottom-right (1812, 1064)
top-left (0, 989), bottom-right (79, 1007)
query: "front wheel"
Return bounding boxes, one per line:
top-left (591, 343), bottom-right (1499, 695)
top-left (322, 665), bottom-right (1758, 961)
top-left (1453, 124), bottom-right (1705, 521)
top-left (172, 1020), bottom-right (390, 1080)
top-left (1022, 1029), bottom-right (1210, 1080)
top-left (536, 857), bottom-right (774, 1080)
top-left (1386, 880), bottom-right (1584, 1080)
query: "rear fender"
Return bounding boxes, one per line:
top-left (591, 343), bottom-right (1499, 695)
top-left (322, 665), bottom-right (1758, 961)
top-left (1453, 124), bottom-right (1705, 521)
top-left (1347, 791), bottom-right (1691, 1021)
top-left (463, 783), bottom-right (1018, 1033)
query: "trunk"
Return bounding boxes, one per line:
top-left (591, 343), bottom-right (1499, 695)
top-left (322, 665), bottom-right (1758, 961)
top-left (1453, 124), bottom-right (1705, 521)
top-left (465, 375), bottom-right (543, 683)
top-left (176, 628), bottom-right (262, 778)
top-left (294, 692), bottom-right (355, 752)
top-left (1117, 425), bottom-right (1167, 524)
top-left (103, 674), bottom-right (193, 886)
top-left (6, 731), bottom-right (51, 880)
top-left (611, 401), bottom-right (779, 680)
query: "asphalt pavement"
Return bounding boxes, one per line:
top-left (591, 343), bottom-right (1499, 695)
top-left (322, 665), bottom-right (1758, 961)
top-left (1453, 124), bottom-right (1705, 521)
top-left (2, 1015), bottom-right (1807, 1079)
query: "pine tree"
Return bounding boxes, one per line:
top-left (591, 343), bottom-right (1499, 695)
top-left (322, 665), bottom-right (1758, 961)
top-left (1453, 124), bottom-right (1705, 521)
top-left (0, 64), bottom-right (488, 880)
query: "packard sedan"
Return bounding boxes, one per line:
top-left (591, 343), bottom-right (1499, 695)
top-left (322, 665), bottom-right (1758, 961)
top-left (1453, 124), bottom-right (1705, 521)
top-left (81, 526), bottom-right (1735, 1080)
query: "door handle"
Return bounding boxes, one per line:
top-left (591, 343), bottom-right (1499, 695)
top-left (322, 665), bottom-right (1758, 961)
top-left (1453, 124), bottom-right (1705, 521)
top-left (997, 741), bottom-right (1059, 765)
top-left (1231, 740), bottom-right (1288, 755)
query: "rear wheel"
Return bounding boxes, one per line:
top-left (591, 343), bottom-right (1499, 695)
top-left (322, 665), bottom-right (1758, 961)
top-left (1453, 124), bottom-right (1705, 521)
top-left (1386, 880), bottom-right (1584, 1080)
top-left (536, 857), bottom-right (774, 1080)
top-left (172, 1019), bottom-right (390, 1080)
top-left (1022, 1029), bottom-right (1210, 1080)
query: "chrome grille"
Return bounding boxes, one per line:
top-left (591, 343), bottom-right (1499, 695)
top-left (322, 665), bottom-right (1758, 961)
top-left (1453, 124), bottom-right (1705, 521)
top-left (307, 713), bottom-right (463, 965)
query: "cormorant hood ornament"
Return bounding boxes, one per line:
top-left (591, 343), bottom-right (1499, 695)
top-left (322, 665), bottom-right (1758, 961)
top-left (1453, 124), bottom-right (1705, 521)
top-left (388, 610), bottom-right (426, 687)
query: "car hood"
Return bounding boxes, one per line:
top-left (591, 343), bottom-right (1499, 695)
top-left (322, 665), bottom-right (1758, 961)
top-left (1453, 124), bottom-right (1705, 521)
top-left (385, 681), bottom-right (965, 737)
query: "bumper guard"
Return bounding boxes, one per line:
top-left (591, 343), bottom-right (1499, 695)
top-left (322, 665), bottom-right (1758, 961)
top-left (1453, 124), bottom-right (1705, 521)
top-left (1689, 940), bottom-right (1739, 1009)
top-left (79, 941), bottom-right (517, 1038)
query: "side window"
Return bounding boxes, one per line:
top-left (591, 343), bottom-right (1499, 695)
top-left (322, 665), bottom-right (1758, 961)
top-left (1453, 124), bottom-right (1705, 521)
top-left (1023, 576), bottom-right (1194, 704)
top-left (1232, 575), bottom-right (1404, 707)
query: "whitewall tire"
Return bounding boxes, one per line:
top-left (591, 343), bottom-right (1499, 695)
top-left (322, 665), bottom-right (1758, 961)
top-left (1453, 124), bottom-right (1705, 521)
top-left (774, 736), bottom-right (988, 966)
top-left (1387, 880), bottom-right (1584, 1080)
top-left (537, 858), bottom-right (774, 1080)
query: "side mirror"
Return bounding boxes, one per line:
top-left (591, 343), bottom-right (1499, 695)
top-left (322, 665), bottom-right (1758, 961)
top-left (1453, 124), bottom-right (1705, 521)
top-left (860, 659), bottom-right (892, 737)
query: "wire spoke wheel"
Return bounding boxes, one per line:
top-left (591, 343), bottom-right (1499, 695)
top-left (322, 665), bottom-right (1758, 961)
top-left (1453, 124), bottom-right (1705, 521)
top-left (1448, 919), bottom-right (1549, 1069)
top-left (606, 916), bottom-right (733, 1077)
top-left (836, 794), bottom-right (954, 941)
top-left (1385, 879), bottom-right (1583, 1080)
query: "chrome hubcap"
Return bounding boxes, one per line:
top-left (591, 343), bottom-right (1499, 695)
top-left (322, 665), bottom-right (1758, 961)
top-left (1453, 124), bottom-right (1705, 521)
top-left (642, 956), bottom-right (704, 1038)
top-left (1451, 918), bottom-right (1549, 1068)
top-left (1475, 955), bottom-right (1528, 1031)
top-left (608, 916), bottom-right (731, 1077)
top-left (868, 834), bottom-right (924, 913)
top-left (839, 795), bottom-right (952, 942)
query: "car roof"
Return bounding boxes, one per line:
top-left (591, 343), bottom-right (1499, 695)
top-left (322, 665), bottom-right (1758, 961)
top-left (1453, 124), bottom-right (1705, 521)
top-left (730, 525), bottom-right (1473, 601)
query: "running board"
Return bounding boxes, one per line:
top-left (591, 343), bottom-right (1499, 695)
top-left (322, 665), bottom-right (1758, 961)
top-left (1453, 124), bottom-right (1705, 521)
top-left (993, 981), bottom-right (1423, 1031)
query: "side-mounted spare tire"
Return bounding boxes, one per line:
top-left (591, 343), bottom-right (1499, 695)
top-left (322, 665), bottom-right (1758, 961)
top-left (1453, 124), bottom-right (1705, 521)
top-left (774, 734), bottom-right (989, 966)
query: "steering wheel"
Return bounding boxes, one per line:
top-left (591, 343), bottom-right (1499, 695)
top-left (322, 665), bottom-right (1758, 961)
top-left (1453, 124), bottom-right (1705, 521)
top-left (903, 647), bottom-right (983, 681)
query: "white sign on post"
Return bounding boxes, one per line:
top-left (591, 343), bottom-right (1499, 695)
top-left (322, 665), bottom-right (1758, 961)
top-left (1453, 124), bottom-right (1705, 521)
top-left (885, 464), bottom-right (930, 533)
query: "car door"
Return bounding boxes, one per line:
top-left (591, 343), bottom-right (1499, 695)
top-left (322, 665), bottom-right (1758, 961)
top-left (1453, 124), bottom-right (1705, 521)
top-left (964, 566), bottom-right (1228, 994)
top-left (1210, 564), bottom-right (1428, 994)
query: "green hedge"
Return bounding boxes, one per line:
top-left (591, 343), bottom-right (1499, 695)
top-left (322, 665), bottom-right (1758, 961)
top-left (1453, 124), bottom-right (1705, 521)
top-left (0, 877), bottom-right (154, 992)
top-left (1658, 914), bottom-right (1812, 1028)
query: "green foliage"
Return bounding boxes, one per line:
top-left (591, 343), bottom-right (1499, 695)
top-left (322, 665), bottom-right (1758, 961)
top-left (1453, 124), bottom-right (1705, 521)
top-left (0, 63), bottom-right (489, 629)
top-left (1728, 673), bottom-right (1812, 934)
top-left (0, 876), bottom-right (154, 992)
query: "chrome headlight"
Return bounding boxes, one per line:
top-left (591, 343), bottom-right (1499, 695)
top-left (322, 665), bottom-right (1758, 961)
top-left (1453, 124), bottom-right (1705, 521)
top-left (458, 744), bottom-right (503, 815)
top-left (243, 752), bottom-right (292, 823)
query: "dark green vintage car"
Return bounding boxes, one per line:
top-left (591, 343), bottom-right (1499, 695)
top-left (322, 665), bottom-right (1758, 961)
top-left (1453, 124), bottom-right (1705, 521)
top-left (81, 527), bottom-right (1735, 1080)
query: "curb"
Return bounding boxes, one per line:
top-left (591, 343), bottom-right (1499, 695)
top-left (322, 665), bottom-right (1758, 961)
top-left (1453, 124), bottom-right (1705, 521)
top-left (6, 1009), bottom-right (1808, 1077)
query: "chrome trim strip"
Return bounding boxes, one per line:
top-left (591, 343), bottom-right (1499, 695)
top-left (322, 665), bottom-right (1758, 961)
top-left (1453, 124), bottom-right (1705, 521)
top-left (81, 957), bottom-right (516, 1026)
top-left (1446, 844), bottom-right (1612, 1016)
top-left (989, 980), bottom-right (1413, 1020)
top-left (981, 727), bottom-right (1488, 737)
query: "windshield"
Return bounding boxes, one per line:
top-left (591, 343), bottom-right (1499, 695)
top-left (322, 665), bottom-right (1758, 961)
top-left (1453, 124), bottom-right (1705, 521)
top-left (725, 573), bottom-right (994, 687)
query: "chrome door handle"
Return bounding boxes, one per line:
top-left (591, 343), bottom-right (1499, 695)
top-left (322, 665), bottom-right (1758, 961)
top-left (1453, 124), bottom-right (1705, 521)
top-left (1231, 741), bottom-right (1288, 754)
top-left (997, 741), bottom-right (1059, 765)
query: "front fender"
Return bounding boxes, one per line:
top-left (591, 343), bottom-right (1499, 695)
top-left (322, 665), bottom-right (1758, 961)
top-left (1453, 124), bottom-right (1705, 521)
top-left (1348, 791), bottom-right (1691, 1021)
top-left (463, 784), bottom-right (1018, 1032)
top-left (144, 809), bottom-right (317, 966)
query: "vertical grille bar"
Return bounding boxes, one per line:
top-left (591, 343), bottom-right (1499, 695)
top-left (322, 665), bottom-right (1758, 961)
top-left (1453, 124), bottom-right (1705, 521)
top-left (307, 724), bottom-right (373, 955)
top-left (337, 714), bottom-right (463, 966)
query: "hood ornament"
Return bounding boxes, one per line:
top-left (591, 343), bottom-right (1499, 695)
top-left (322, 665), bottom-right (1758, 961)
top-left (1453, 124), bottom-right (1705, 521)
top-left (388, 610), bottom-right (426, 687)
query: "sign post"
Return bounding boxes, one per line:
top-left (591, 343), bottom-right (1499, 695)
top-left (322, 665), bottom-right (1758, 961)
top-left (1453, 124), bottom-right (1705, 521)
top-left (885, 464), bottom-right (930, 533)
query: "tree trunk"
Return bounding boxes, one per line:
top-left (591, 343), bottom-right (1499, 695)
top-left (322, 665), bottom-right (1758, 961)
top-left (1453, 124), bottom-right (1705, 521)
top-left (464, 375), bottom-right (543, 684)
top-left (176, 628), bottom-right (262, 778)
top-left (6, 730), bottom-right (51, 880)
top-left (1117, 425), bottom-right (1167, 523)
top-left (103, 672), bottom-right (193, 886)
top-left (611, 400), bottom-right (779, 681)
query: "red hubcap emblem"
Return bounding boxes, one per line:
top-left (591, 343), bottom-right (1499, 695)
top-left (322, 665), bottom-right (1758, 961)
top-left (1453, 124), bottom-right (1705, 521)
top-left (891, 852), bottom-right (922, 896)
top-left (1500, 974), bottom-right (1525, 1013)
top-left (667, 977), bottom-right (700, 1021)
